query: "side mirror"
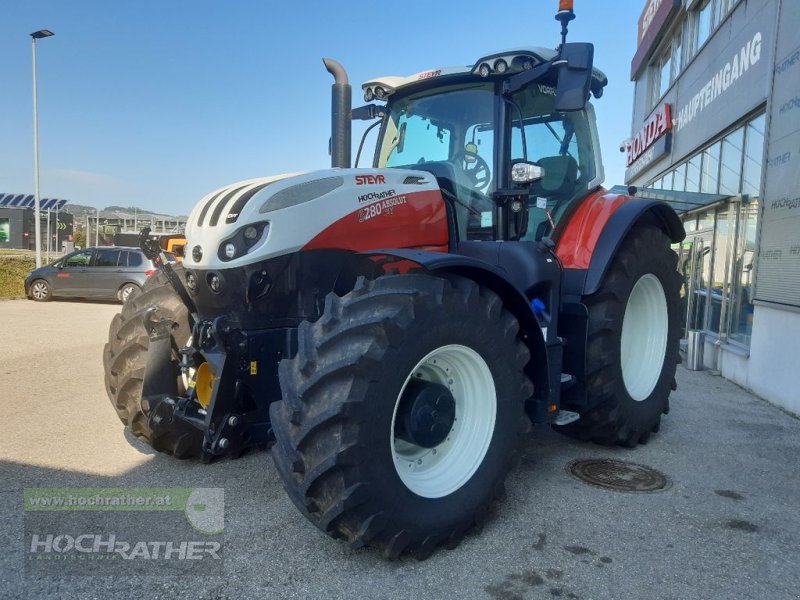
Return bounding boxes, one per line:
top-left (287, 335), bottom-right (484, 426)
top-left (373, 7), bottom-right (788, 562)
top-left (554, 42), bottom-right (594, 112)
top-left (511, 161), bottom-right (545, 185)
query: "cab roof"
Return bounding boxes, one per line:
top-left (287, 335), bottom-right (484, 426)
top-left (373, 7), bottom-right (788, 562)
top-left (361, 47), bottom-right (608, 102)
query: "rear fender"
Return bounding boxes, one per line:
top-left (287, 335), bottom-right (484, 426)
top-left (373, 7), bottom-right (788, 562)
top-left (561, 197), bottom-right (684, 297)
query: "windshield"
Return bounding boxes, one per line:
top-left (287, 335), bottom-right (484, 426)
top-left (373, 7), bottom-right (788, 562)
top-left (378, 84), bottom-right (496, 241)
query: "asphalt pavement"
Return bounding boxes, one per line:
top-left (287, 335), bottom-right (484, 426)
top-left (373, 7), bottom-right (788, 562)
top-left (1, 298), bottom-right (799, 599)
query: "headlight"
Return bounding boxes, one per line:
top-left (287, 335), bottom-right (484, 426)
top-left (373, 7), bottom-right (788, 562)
top-left (218, 221), bottom-right (269, 262)
top-left (208, 273), bottom-right (223, 294)
top-left (186, 271), bottom-right (198, 292)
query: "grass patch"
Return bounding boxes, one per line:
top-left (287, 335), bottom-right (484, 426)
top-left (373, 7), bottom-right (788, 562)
top-left (0, 255), bottom-right (35, 299)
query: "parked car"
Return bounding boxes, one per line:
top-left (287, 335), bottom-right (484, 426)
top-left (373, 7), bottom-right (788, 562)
top-left (24, 246), bottom-right (174, 303)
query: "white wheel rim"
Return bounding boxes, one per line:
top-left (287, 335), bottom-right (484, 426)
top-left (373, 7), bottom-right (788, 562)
top-left (391, 344), bottom-right (496, 499)
top-left (121, 286), bottom-right (134, 301)
top-left (620, 274), bottom-right (668, 401)
top-left (32, 282), bottom-right (47, 299)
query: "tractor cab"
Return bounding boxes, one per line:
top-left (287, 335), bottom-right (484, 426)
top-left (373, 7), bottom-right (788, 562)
top-left (360, 46), bottom-right (608, 243)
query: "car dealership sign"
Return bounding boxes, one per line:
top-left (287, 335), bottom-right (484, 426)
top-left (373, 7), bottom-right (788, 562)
top-left (625, 104), bottom-right (672, 182)
top-left (627, 104), bottom-right (672, 166)
top-left (631, 0), bottom-right (681, 79)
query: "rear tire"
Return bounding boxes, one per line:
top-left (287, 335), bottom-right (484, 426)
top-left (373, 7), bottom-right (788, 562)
top-left (103, 269), bottom-right (202, 458)
top-left (554, 224), bottom-right (681, 447)
top-left (270, 274), bottom-right (532, 559)
top-left (118, 282), bottom-right (141, 303)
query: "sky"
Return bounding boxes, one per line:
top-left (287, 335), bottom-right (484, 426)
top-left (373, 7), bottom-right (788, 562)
top-left (1, 1), bottom-right (641, 215)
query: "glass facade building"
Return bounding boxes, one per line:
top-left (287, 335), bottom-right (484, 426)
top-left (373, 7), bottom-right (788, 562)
top-left (627, 0), bottom-right (800, 414)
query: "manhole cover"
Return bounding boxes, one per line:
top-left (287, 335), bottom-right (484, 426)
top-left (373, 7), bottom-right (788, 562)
top-left (567, 459), bottom-right (671, 493)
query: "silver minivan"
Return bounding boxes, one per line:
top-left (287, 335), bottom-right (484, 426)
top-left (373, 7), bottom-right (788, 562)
top-left (24, 246), bottom-right (173, 303)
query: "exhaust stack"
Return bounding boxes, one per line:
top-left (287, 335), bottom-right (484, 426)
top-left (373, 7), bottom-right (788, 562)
top-left (323, 57), bottom-right (352, 169)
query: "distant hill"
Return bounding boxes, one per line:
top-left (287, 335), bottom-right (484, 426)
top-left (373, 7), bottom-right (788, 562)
top-left (63, 203), bottom-right (187, 220)
top-left (104, 205), bottom-right (158, 215)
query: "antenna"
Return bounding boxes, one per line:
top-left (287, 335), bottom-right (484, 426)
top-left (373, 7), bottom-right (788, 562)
top-left (555, 0), bottom-right (576, 48)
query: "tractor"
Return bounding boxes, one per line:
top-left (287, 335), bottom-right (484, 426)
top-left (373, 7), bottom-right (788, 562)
top-left (103, 1), bottom-right (683, 559)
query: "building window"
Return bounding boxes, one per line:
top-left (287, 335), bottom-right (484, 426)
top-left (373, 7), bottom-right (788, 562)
top-left (672, 162), bottom-right (686, 192)
top-left (650, 29), bottom-right (683, 107)
top-left (710, 208), bottom-right (734, 334)
top-left (729, 199), bottom-right (758, 344)
top-left (685, 0), bottom-right (740, 61)
top-left (716, 0), bottom-right (737, 25)
top-left (685, 154), bottom-right (702, 192)
top-left (651, 48), bottom-right (671, 106)
top-left (685, 0), bottom-right (716, 60)
top-left (742, 114), bottom-right (765, 197)
top-left (701, 141), bottom-right (721, 194)
top-left (677, 111), bottom-right (765, 347)
top-left (696, 0), bottom-right (714, 50)
top-left (719, 127), bottom-right (744, 196)
top-left (672, 28), bottom-right (683, 76)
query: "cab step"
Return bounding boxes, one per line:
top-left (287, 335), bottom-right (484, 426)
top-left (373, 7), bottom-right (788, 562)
top-left (553, 410), bottom-right (580, 426)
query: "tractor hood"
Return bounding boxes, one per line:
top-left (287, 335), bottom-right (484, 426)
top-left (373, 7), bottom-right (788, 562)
top-left (183, 168), bottom-right (445, 270)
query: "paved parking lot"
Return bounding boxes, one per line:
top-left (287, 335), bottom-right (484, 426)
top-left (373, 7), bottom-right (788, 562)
top-left (1, 298), bottom-right (799, 599)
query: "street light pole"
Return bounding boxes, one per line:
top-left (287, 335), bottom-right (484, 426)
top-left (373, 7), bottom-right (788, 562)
top-left (30, 29), bottom-right (54, 268)
top-left (55, 200), bottom-right (60, 254)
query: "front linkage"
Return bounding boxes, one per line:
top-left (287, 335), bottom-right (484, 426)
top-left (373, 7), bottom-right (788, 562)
top-left (137, 228), bottom-right (275, 460)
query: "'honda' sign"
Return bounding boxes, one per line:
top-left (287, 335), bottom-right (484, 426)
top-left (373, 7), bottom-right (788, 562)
top-left (627, 104), bottom-right (672, 167)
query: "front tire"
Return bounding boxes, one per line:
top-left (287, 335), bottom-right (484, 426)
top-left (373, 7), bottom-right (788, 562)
top-left (555, 224), bottom-right (681, 446)
top-left (103, 270), bottom-right (203, 458)
top-left (270, 274), bottom-right (532, 559)
top-left (30, 279), bottom-right (51, 301)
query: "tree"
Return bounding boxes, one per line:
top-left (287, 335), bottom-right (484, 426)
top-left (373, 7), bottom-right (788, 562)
top-left (73, 228), bottom-right (86, 249)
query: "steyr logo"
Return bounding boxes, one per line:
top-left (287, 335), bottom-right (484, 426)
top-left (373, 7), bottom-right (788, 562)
top-left (355, 174), bottom-right (386, 185)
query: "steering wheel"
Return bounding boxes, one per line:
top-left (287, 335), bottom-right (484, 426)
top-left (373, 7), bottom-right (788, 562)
top-left (460, 150), bottom-right (491, 191)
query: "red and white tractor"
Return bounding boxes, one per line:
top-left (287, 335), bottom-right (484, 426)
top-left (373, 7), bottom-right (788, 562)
top-left (104, 2), bottom-right (683, 559)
